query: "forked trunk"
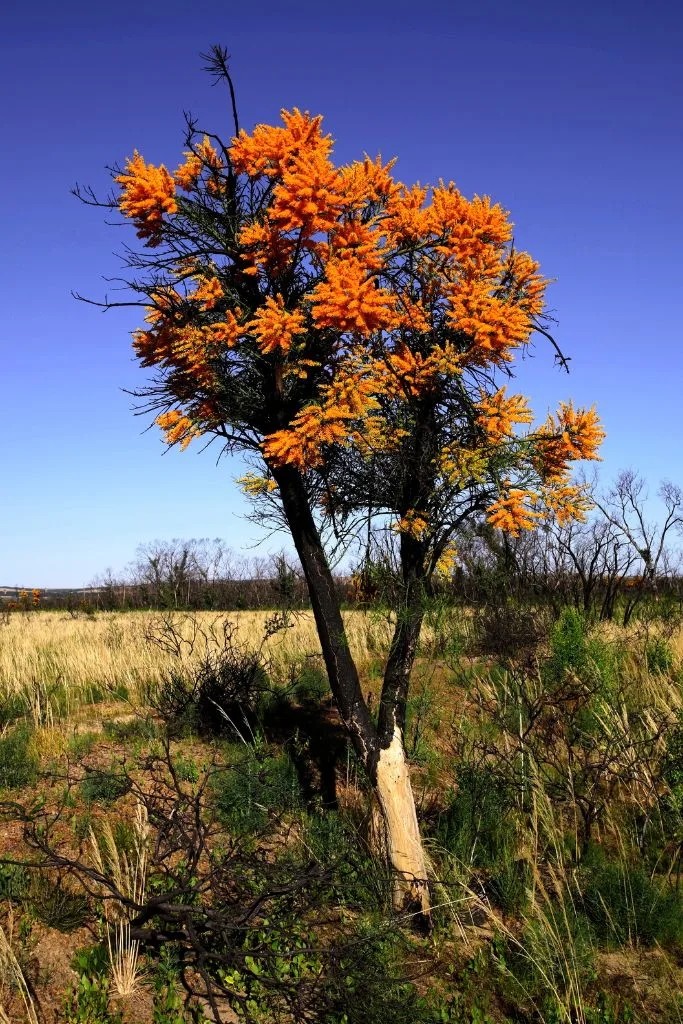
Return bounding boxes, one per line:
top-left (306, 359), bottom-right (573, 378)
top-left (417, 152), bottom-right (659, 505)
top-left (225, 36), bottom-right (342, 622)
top-left (373, 727), bottom-right (431, 922)
top-left (272, 464), bottom-right (431, 925)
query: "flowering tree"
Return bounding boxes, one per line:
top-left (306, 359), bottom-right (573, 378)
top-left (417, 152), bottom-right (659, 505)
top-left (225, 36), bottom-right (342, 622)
top-left (79, 48), bottom-right (603, 921)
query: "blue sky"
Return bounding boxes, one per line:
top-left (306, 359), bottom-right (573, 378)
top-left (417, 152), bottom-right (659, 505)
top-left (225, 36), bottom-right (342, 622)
top-left (1, 0), bottom-right (681, 587)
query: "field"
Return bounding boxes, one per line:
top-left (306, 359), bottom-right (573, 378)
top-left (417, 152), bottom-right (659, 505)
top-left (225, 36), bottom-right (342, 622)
top-left (0, 606), bottom-right (682, 1022)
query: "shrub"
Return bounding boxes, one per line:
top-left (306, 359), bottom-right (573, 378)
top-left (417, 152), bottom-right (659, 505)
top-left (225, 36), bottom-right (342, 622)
top-left (80, 763), bottom-right (131, 805)
top-left (580, 860), bottom-right (683, 947)
top-left (0, 862), bottom-right (29, 902)
top-left (472, 601), bottom-right (550, 660)
top-left (65, 945), bottom-right (122, 1024)
top-left (173, 753), bottom-right (199, 783)
top-left (292, 664), bottom-right (328, 704)
top-left (661, 712), bottom-right (683, 788)
top-left (68, 731), bottom-right (99, 759)
top-left (212, 748), bottom-right (302, 832)
top-left (102, 716), bottom-right (159, 742)
top-left (149, 656), bottom-right (272, 739)
top-left (28, 874), bottom-right (89, 932)
top-left (0, 723), bottom-right (39, 790)
top-left (546, 607), bottom-right (618, 691)
top-left (301, 810), bottom-right (390, 913)
top-left (645, 636), bottom-right (675, 675)
top-left (0, 694), bottom-right (27, 729)
top-left (436, 763), bottom-right (516, 869)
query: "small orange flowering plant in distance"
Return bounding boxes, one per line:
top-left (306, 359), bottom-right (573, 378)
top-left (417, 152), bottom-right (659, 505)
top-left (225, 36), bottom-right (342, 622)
top-left (78, 46), bottom-right (604, 919)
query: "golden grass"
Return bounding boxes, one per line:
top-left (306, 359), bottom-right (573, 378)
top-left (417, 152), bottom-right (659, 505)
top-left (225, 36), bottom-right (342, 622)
top-left (0, 609), bottom-right (397, 710)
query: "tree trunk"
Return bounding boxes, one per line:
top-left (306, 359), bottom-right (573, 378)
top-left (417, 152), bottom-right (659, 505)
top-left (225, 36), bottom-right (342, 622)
top-left (374, 726), bottom-right (431, 920)
top-left (271, 464), bottom-right (431, 923)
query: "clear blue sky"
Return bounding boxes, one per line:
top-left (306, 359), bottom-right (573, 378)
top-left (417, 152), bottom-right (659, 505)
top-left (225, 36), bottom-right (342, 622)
top-left (1, 0), bottom-right (681, 587)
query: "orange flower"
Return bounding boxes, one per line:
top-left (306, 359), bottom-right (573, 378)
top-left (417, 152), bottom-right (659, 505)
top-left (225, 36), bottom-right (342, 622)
top-left (476, 387), bottom-right (533, 441)
top-left (392, 510), bottom-right (429, 539)
top-left (384, 185), bottom-right (431, 245)
top-left (329, 217), bottom-right (385, 271)
top-left (430, 185), bottom-right (512, 264)
top-left (116, 151), bottom-right (177, 244)
top-left (270, 148), bottom-right (342, 235)
top-left (385, 342), bottom-right (438, 396)
top-left (174, 151), bottom-right (202, 191)
top-left (247, 295), bottom-right (307, 355)
top-left (543, 482), bottom-right (593, 525)
top-left (339, 155), bottom-right (399, 207)
top-left (486, 488), bottom-right (541, 535)
top-left (230, 108), bottom-right (332, 178)
top-left (156, 410), bottom-right (202, 449)
top-left (447, 277), bottom-right (533, 365)
top-left (536, 402), bottom-right (604, 480)
top-left (191, 276), bottom-right (223, 310)
top-left (174, 136), bottom-right (223, 192)
top-left (208, 312), bottom-right (241, 348)
top-left (311, 257), bottom-right (395, 334)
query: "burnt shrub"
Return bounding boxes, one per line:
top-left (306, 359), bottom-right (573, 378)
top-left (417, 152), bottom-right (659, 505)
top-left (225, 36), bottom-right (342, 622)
top-left (146, 618), bottom-right (273, 739)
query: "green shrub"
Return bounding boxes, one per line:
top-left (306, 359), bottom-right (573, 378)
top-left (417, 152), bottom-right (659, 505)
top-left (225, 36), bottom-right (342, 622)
top-left (662, 713), bottom-right (683, 788)
top-left (71, 811), bottom-right (94, 842)
top-left (173, 753), bottom-right (199, 783)
top-left (212, 748), bottom-right (302, 832)
top-left (436, 763), bottom-right (516, 869)
top-left (80, 763), bottom-right (131, 805)
top-left (65, 945), bottom-right (121, 1024)
top-left (102, 716), bottom-right (159, 742)
top-left (68, 731), bottom-right (99, 759)
top-left (580, 860), bottom-right (683, 946)
top-left (487, 857), bottom-right (531, 917)
top-left (644, 636), bottom-right (675, 675)
top-left (0, 694), bottom-right (27, 729)
top-left (0, 861), bottom-right (29, 902)
top-left (28, 874), bottom-right (89, 932)
top-left (292, 664), bottom-right (328, 704)
top-left (0, 723), bottom-right (39, 790)
top-left (302, 810), bottom-right (390, 912)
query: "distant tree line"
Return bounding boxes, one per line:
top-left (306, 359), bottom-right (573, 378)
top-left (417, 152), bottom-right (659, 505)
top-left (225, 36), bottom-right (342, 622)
top-left (7, 472), bottom-right (683, 623)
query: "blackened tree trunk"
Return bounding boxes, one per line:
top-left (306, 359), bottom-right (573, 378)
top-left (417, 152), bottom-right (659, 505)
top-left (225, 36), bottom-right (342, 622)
top-left (272, 464), bottom-right (431, 920)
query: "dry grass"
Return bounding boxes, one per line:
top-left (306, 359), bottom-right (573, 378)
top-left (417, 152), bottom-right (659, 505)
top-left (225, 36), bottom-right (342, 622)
top-left (0, 609), bottom-right (399, 712)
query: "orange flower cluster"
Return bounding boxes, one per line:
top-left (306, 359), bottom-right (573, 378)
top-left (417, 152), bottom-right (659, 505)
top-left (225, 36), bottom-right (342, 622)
top-left (116, 152), bottom-right (177, 244)
top-left (174, 136), bottom-right (223, 192)
top-left (247, 295), bottom-right (307, 355)
top-left (263, 405), bottom-right (348, 469)
top-left (311, 258), bottom-right (395, 334)
top-left (536, 402), bottom-right (605, 481)
top-left (385, 342), bottom-right (438, 396)
top-left (544, 482), bottom-right (593, 525)
top-left (133, 321), bottom-right (226, 386)
top-left (237, 472), bottom-right (278, 496)
top-left (384, 185), bottom-right (430, 244)
top-left (156, 410), bottom-right (202, 449)
top-left (338, 155), bottom-right (399, 206)
top-left (231, 109), bottom-right (333, 178)
top-left (191, 276), bottom-right (223, 309)
top-left (263, 361), bottom-right (381, 468)
top-left (239, 220), bottom-right (301, 278)
top-left (476, 387), bottom-right (533, 441)
top-left (271, 149), bottom-right (343, 235)
top-left (486, 488), bottom-right (541, 535)
top-left (434, 543), bottom-right (459, 578)
top-left (448, 277), bottom-right (536, 365)
top-left (393, 510), bottom-right (430, 540)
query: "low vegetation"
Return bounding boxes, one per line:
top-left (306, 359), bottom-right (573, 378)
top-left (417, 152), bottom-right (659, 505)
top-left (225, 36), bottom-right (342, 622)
top-left (0, 598), bottom-right (681, 1022)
